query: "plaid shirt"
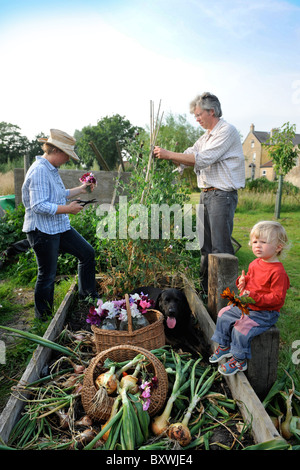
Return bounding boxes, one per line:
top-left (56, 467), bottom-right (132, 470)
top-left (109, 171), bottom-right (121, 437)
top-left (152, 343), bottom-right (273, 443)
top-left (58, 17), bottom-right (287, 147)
top-left (182, 118), bottom-right (245, 191)
top-left (22, 156), bottom-right (71, 234)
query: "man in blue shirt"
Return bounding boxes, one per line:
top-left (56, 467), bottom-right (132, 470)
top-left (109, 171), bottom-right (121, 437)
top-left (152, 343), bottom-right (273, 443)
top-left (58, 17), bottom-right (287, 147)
top-left (22, 129), bottom-right (98, 320)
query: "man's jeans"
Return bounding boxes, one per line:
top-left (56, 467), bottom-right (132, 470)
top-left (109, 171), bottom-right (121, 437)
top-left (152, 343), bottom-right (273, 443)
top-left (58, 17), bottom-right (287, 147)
top-left (27, 227), bottom-right (97, 319)
top-left (199, 189), bottom-right (238, 291)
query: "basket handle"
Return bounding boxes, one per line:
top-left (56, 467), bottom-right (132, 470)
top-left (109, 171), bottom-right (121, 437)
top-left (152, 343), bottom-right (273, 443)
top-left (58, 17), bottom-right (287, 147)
top-left (125, 293), bottom-right (133, 333)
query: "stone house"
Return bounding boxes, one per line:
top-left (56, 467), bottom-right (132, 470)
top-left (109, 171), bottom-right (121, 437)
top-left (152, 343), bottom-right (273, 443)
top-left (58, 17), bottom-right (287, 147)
top-left (242, 124), bottom-right (300, 187)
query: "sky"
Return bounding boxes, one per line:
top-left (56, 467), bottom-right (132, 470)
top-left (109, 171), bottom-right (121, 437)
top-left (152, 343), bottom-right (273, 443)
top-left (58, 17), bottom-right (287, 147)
top-left (1, 0), bottom-right (300, 143)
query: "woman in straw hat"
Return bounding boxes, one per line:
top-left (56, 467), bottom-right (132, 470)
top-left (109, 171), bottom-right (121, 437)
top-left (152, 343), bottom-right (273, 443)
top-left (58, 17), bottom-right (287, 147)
top-left (22, 129), bottom-right (98, 320)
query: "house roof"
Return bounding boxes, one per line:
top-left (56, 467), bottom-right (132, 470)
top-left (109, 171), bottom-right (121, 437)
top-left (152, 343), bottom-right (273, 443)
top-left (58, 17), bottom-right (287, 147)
top-left (251, 128), bottom-right (300, 146)
top-left (260, 160), bottom-right (274, 168)
top-left (253, 131), bottom-right (270, 144)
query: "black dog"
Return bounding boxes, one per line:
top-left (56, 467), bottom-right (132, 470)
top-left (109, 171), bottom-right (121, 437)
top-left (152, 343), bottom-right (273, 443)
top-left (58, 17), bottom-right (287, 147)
top-left (130, 286), bottom-right (203, 355)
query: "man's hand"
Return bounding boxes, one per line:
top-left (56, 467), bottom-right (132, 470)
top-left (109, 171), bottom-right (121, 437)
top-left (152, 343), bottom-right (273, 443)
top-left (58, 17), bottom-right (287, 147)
top-left (153, 146), bottom-right (170, 160)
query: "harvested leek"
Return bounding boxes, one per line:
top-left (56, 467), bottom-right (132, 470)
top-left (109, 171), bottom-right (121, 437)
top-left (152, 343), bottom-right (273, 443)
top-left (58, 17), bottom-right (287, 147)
top-left (167, 360), bottom-right (218, 446)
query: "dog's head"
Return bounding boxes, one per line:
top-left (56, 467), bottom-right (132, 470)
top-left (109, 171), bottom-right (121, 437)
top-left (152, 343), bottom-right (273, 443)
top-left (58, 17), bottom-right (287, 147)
top-left (155, 288), bottom-right (191, 331)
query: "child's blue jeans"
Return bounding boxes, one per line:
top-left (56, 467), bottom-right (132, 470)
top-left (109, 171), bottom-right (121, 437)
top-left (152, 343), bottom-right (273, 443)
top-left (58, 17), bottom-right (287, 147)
top-left (211, 305), bottom-right (279, 360)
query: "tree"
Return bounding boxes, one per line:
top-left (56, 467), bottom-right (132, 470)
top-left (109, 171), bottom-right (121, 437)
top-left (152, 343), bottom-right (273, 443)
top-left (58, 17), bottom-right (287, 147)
top-left (74, 115), bottom-right (142, 169)
top-left (155, 113), bottom-right (203, 152)
top-left (265, 122), bottom-right (299, 218)
top-left (0, 122), bottom-right (29, 166)
top-left (155, 113), bottom-right (203, 190)
top-left (27, 132), bottom-right (48, 165)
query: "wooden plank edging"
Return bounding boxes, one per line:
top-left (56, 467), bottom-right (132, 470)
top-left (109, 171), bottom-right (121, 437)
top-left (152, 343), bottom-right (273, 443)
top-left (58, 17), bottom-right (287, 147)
top-left (0, 281), bottom-right (77, 444)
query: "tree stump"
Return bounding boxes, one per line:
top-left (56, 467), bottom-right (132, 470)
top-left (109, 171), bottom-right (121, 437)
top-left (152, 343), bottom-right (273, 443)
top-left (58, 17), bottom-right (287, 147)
top-left (207, 253), bottom-right (238, 322)
top-left (246, 326), bottom-right (280, 400)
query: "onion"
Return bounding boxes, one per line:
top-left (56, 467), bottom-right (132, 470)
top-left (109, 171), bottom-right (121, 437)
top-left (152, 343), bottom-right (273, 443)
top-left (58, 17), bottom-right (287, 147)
top-left (62, 375), bottom-right (79, 388)
top-left (55, 410), bottom-right (70, 429)
top-left (119, 375), bottom-right (139, 394)
top-left (281, 374), bottom-right (295, 440)
top-left (95, 366), bottom-right (118, 395)
top-left (69, 429), bottom-right (98, 450)
top-left (167, 423), bottom-right (191, 447)
top-left (74, 383), bottom-right (83, 395)
top-left (70, 361), bottom-right (85, 374)
top-left (75, 415), bottom-right (93, 427)
top-left (151, 413), bottom-right (170, 436)
top-left (151, 354), bottom-right (218, 448)
top-left (101, 418), bottom-right (111, 442)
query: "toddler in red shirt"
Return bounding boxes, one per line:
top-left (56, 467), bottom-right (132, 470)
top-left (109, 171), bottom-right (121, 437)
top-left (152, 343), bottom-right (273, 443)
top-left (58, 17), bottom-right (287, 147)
top-left (209, 221), bottom-right (290, 375)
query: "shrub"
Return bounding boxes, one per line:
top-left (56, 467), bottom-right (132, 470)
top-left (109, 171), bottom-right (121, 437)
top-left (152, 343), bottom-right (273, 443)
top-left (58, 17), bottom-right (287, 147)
top-left (245, 177), bottom-right (299, 195)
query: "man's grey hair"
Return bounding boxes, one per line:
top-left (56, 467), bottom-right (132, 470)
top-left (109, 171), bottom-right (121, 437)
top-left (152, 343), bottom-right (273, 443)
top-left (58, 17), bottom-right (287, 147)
top-left (190, 92), bottom-right (222, 118)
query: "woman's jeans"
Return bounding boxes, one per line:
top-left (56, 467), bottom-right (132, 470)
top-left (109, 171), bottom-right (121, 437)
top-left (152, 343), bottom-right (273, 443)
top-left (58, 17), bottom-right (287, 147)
top-left (199, 189), bottom-right (238, 292)
top-left (27, 227), bottom-right (97, 319)
top-left (211, 306), bottom-right (280, 360)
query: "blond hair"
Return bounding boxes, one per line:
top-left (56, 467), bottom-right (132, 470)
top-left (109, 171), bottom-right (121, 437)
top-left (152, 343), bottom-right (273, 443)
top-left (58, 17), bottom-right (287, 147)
top-left (249, 221), bottom-right (290, 257)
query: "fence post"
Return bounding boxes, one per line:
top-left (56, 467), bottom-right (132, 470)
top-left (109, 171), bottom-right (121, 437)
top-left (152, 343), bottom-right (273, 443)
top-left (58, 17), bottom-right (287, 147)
top-left (207, 253), bottom-right (239, 322)
top-left (24, 154), bottom-right (30, 175)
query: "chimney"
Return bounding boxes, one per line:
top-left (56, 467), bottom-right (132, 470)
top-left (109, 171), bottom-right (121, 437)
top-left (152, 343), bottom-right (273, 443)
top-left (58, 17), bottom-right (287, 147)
top-left (270, 128), bottom-right (279, 138)
top-left (250, 123), bottom-right (255, 133)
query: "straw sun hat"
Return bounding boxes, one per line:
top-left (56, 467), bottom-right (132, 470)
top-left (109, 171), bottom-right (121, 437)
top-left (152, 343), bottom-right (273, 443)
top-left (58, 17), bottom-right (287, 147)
top-left (38, 129), bottom-right (79, 161)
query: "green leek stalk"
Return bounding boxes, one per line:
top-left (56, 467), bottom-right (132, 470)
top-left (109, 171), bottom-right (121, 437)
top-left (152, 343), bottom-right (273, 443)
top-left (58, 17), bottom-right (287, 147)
top-left (119, 385), bottom-right (136, 450)
top-left (84, 408), bottom-right (123, 450)
top-left (151, 352), bottom-right (192, 436)
top-left (118, 360), bottom-right (146, 450)
top-left (101, 395), bottom-right (122, 442)
top-left (242, 437), bottom-right (290, 451)
top-left (116, 354), bottom-right (145, 378)
top-left (167, 361), bottom-right (218, 446)
top-left (0, 325), bottom-right (79, 360)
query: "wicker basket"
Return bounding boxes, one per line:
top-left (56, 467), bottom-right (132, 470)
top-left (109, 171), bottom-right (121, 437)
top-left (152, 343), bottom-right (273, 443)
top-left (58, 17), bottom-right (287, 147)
top-left (81, 345), bottom-right (168, 421)
top-left (91, 294), bottom-right (166, 353)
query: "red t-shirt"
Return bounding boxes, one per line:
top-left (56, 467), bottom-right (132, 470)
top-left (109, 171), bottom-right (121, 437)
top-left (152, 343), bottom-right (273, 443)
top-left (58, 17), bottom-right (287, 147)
top-left (236, 258), bottom-right (290, 312)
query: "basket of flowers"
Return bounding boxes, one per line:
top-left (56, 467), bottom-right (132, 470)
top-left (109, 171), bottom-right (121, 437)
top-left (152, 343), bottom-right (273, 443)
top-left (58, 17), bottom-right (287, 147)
top-left (88, 293), bottom-right (166, 353)
top-left (81, 344), bottom-right (168, 421)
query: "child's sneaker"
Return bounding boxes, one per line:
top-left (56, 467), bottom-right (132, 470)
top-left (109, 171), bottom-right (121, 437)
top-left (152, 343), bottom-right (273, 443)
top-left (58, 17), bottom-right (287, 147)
top-left (209, 345), bottom-right (232, 363)
top-left (218, 357), bottom-right (247, 376)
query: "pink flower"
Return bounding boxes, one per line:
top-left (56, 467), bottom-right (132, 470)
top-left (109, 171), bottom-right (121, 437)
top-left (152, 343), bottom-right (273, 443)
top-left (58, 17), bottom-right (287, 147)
top-left (142, 399), bottom-right (151, 411)
top-left (79, 172), bottom-right (97, 192)
top-left (79, 172), bottom-right (97, 185)
top-left (141, 383), bottom-right (151, 399)
top-left (139, 380), bottom-right (153, 411)
top-left (139, 299), bottom-right (151, 313)
top-left (86, 306), bottom-right (102, 325)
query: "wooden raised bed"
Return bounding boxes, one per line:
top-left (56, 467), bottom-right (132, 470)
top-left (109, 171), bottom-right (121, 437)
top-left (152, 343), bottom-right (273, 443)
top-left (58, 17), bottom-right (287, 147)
top-left (0, 270), bottom-right (286, 447)
top-left (0, 281), bottom-right (77, 444)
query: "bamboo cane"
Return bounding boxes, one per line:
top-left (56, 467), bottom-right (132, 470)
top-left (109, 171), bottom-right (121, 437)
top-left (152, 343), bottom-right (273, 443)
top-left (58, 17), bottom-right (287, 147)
top-left (128, 100), bottom-right (163, 271)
